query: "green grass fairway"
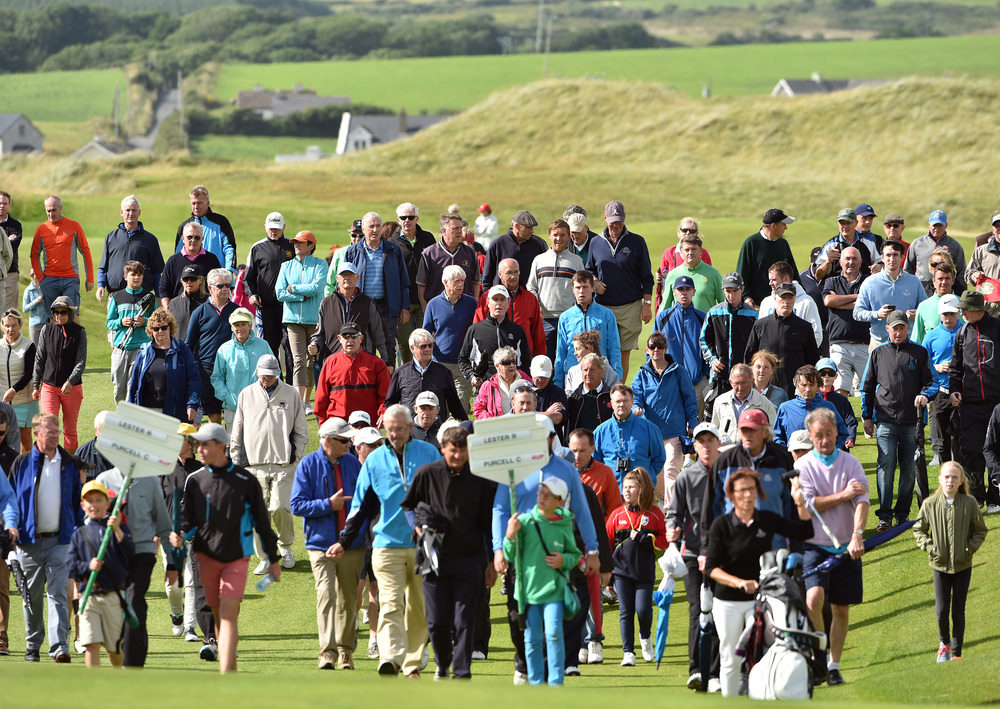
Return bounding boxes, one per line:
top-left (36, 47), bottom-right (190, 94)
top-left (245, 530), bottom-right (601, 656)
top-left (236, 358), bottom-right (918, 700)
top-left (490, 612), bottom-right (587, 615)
top-left (5, 68), bottom-right (126, 123)
top-left (215, 34), bottom-right (1000, 109)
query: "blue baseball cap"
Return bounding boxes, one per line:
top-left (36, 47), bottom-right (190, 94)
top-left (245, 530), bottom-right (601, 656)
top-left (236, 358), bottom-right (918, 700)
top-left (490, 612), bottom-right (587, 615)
top-left (929, 210), bottom-right (948, 225)
top-left (816, 357), bottom-right (837, 373)
top-left (337, 261), bottom-right (359, 275)
top-left (674, 275), bottom-right (695, 290)
top-left (855, 203), bottom-right (876, 218)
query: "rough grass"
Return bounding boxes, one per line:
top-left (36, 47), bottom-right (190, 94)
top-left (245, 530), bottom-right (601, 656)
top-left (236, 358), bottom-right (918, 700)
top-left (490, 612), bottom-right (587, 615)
top-left (191, 135), bottom-right (339, 160)
top-left (5, 68), bottom-right (126, 123)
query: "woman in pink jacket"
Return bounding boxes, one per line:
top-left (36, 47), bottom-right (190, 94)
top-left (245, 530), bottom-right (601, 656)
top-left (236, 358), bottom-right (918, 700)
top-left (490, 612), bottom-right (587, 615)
top-left (473, 346), bottom-right (529, 419)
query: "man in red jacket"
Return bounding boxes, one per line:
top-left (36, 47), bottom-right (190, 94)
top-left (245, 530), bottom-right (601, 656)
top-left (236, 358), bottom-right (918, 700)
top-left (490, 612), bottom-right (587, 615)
top-left (314, 324), bottom-right (390, 425)
top-left (474, 258), bottom-right (545, 356)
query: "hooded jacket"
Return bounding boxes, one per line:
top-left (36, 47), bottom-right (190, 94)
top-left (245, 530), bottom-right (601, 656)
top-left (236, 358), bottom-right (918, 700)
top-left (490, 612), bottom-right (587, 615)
top-left (630, 356), bottom-right (699, 439)
top-left (554, 300), bottom-right (623, 385)
top-left (593, 413), bottom-right (667, 488)
top-left (458, 315), bottom-right (531, 384)
top-left (502, 505), bottom-right (581, 606)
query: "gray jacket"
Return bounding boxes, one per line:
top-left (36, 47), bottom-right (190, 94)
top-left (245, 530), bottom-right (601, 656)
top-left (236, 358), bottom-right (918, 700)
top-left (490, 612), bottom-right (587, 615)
top-left (904, 232), bottom-right (966, 295)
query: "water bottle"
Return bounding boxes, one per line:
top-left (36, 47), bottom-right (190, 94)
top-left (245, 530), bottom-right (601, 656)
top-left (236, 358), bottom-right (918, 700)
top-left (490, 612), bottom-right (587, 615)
top-left (256, 573), bottom-right (275, 592)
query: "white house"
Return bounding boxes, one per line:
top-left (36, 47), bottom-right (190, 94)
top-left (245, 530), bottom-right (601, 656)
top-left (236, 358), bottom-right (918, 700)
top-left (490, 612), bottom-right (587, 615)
top-left (771, 73), bottom-right (890, 97)
top-left (336, 110), bottom-right (449, 155)
top-left (0, 114), bottom-right (43, 154)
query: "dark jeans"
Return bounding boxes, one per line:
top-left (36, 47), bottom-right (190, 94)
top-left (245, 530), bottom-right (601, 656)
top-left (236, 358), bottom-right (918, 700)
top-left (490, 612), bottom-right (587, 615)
top-left (473, 567), bottom-right (492, 656)
top-left (875, 422), bottom-right (917, 522)
top-left (562, 574), bottom-right (589, 669)
top-left (543, 319), bottom-right (558, 362)
top-left (188, 551), bottom-right (216, 642)
top-left (373, 299), bottom-right (399, 366)
top-left (934, 567), bottom-right (971, 656)
top-left (258, 303), bottom-right (283, 361)
top-left (956, 401), bottom-right (1000, 506)
top-left (683, 557), bottom-right (719, 676)
top-left (914, 420), bottom-right (930, 507)
top-left (614, 576), bottom-right (653, 653)
top-left (932, 392), bottom-right (957, 461)
top-left (123, 553), bottom-right (156, 667)
top-left (424, 557), bottom-right (480, 678)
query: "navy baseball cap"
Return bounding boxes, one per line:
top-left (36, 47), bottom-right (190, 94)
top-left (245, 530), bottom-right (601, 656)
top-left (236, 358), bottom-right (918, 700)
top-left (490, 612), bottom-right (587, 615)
top-left (855, 203), bottom-right (876, 217)
top-left (674, 275), bottom-right (695, 290)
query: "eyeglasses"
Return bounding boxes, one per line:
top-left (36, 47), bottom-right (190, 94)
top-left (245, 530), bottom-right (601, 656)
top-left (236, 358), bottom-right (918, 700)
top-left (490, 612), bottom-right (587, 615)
top-left (498, 360), bottom-right (516, 366)
top-left (679, 227), bottom-right (698, 234)
top-left (211, 283), bottom-right (231, 289)
top-left (398, 215), bottom-right (416, 221)
top-left (151, 325), bottom-right (170, 332)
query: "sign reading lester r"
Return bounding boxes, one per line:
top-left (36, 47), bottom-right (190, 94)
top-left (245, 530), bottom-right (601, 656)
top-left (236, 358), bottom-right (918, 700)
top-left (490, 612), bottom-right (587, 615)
top-left (96, 402), bottom-right (185, 478)
top-left (467, 413), bottom-right (550, 486)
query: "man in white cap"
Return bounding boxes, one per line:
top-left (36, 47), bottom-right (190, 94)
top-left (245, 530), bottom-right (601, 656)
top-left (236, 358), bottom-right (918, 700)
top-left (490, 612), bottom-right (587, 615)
top-left (230, 354), bottom-right (308, 572)
top-left (311, 260), bottom-right (392, 367)
top-left (458, 285), bottom-right (532, 390)
top-left (244, 211), bottom-right (293, 359)
top-left (787, 429), bottom-right (813, 462)
top-left (211, 307), bottom-right (274, 431)
top-left (474, 257), bottom-right (545, 357)
top-left (381, 328), bottom-right (467, 423)
top-left (290, 417), bottom-right (367, 670)
top-left (348, 410), bottom-right (371, 429)
top-left (529, 354), bottom-right (566, 428)
top-left (170, 421), bottom-right (280, 674)
top-left (410, 391), bottom-right (442, 449)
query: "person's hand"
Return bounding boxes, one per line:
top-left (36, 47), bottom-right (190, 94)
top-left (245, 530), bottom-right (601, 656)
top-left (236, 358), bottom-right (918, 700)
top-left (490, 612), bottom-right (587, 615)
top-left (876, 304), bottom-right (894, 320)
top-left (863, 418), bottom-right (875, 437)
top-left (669, 527), bottom-right (681, 542)
top-left (738, 578), bottom-right (758, 594)
top-left (108, 514), bottom-right (121, 531)
top-left (634, 406), bottom-right (644, 417)
top-left (593, 279), bottom-right (607, 295)
top-left (544, 551), bottom-right (563, 569)
top-left (827, 247), bottom-right (841, 263)
top-left (847, 532), bottom-right (865, 559)
top-left (165, 569), bottom-right (179, 586)
top-left (307, 342), bottom-right (318, 356)
top-left (936, 362), bottom-right (949, 373)
top-left (950, 392), bottom-right (962, 407)
top-left (842, 479), bottom-right (867, 501)
top-left (505, 512), bottom-right (521, 540)
top-left (325, 542), bottom-right (345, 559)
top-left (31, 388), bottom-right (40, 401)
top-left (61, 381), bottom-right (72, 394)
top-left (630, 529), bottom-right (639, 540)
top-left (712, 359), bottom-right (725, 373)
top-left (249, 294), bottom-right (260, 307)
top-left (697, 554), bottom-right (706, 572)
top-left (134, 315), bottom-right (145, 327)
top-left (329, 488), bottom-right (350, 511)
top-left (89, 557), bottom-right (104, 571)
top-left (641, 302), bottom-right (652, 324)
top-left (400, 309), bottom-right (410, 325)
top-left (545, 402), bottom-right (563, 415)
top-left (169, 531), bottom-right (183, 548)
top-left (85, 281), bottom-right (94, 292)
top-left (5, 527), bottom-right (18, 544)
top-left (870, 263), bottom-right (884, 274)
top-left (845, 439), bottom-right (855, 449)
top-left (599, 571), bottom-right (611, 585)
top-left (915, 394), bottom-right (928, 408)
top-left (96, 286), bottom-right (106, 302)
top-left (286, 285), bottom-right (294, 294)
top-left (493, 549), bottom-right (508, 575)
top-left (268, 562), bottom-right (282, 581)
top-left (122, 316), bottom-right (133, 327)
top-left (584, 554), bottom-right (600, 575)
top-left (2, 388), bottom-right (15, 403)
top-left (906, 309), bottom-right (916, 319)
top-left (485, 563), bottom-right (498, 588)
top-left (790, 477), bottom-right (805, 506)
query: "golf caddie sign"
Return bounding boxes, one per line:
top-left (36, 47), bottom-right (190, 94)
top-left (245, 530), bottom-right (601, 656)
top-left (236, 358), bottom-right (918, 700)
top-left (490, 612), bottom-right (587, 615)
top-left (79, 403), bottom-right (185, 613)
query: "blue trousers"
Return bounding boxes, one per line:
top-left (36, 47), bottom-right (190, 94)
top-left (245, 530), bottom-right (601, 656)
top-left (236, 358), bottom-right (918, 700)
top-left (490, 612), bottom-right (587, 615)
top-left (875, 421), bottom-right (917, 522)
top-left (19, 538), bottom-right (71, 657)
top-left (615, 576), bottom-right (653, 653)
top-left (524, 601), bottom-right (564, 686)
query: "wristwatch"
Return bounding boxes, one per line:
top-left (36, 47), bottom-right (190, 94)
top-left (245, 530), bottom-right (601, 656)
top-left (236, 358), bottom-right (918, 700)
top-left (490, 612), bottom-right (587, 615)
top-left (854, 528), bottom-right (864, 535)
top-left (642, 299), bottom-right (652, 305)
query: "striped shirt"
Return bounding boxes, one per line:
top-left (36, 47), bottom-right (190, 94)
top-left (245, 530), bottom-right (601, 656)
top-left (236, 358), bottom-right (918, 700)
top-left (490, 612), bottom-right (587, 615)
top-left (362, 242), bottom-right (386, 299)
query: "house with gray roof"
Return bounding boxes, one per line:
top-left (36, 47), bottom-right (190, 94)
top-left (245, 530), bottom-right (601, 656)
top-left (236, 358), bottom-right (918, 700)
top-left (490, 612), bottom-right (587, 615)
top-left (0, 114), bottom-right (43, 154)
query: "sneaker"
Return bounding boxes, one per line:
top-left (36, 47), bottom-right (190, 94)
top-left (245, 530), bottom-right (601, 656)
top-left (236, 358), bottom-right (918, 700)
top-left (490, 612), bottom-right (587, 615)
top-left (687, 671), bottom-right (703, 691)
top-left (24, 649), bottom-right (39, 662)
top-left (338, 651), bottom-right (354, 670)
top-left (377, 660), bottom-right (398, 676)
top-left (708, 678), bottom-right (722, 693)
top-left (587, 641), bottom-right (603, 664)
top-left (621, 651), bottom-right (636, 667)
top-left (171, 614), bottom-right (184, 637)
top-left (937, 644), bottom-right (951, 663)
top-left (406, 670), bottom-right (420, 679)
top-left (200, 642), bottom-right (218, 662)
top-left (280, 548), bottom-right (296, 569)
top-left (362, 609), bottom-right (370, 625)
top-left (950, 654), bottom-right (963, 661)
top-left (578, 647), bottom-right (589, 664)
top-left (640, 636), bottom-right (654, 662)
top-left (74, 638), bottom-right (85, 654)
top-left (875, 519), bottom-right (891, 533)
top-left (303, 402), bottom-right (313, 416)
top-left (894, 517), bottom-right (909, 527)
top-left (318, 651), bottom-right (336, 670)
top-left (184, 627), bottom-right (199, 642)
top-left (602, 586), bottom-right (618, 604)
top-left (513, 670), bottom-right (528, 685)
top-left (253, 559), bottom-right (269, 575)
top-left (930, 453), bottom-right (941, 466)
top-left (827, 668), bottom-right (845, 685)
top-left (0, 647), bottom-right (9, 656)
top-left (986, 504), bottom-right (1000, 514)
top-left (565, 665), bottom-right (580, 676)
top-left (53, 652), bottom-right (70, 664)
top-left (434, 667), bottom-right (449, 681)
top-left (368, 637), bottom-right (378, 658)
top-left (471, 650), bottom-right (486, 661)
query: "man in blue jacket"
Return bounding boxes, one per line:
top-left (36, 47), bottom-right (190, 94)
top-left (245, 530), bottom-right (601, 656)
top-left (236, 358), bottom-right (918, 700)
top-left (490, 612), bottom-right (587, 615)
top-left (773, 365), bottom-right (850, 449)
top-left (554, 270), bottom-right (622, 386)
top-left (13, 412), bottom-right (83, 662)
top-left (922, 294), bottom-right (961, 466)
top-left (654, 276), bottom-right (709, 413)
top-left (290, 417), bottom-right (367, 671)
top-left (593, 384), bottom-right (667, 491)
top-left (326, 404), bottom-right (440, 677)
top-left (344, 212), bottom-right (411, 363)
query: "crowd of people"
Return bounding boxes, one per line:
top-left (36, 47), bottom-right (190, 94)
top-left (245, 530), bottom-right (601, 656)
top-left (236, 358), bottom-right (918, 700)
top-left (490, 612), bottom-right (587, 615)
top-left (0, 189), bottom-right (992, 689)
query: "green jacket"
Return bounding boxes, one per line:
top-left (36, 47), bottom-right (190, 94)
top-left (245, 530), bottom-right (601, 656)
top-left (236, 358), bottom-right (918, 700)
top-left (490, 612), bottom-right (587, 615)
top-left (502, 505), bottom-right (581, 606)
top-left (913, 493), bottom-right (988, 574)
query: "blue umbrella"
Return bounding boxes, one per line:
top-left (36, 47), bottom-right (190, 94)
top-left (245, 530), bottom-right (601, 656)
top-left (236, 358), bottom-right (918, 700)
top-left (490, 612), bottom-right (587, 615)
top-left (801, 519), bottom-right (917, 580)
top-left (652, 576), bottom-right (675, 669)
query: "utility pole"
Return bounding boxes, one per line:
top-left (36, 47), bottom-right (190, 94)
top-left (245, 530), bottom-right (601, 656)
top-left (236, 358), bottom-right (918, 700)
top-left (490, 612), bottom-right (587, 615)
top-left (543, 14), bottom-right (554, 76)
top-left (178, 70), bottom-right (187, 151)
top-left (535, 0), bottom-right (545, 53)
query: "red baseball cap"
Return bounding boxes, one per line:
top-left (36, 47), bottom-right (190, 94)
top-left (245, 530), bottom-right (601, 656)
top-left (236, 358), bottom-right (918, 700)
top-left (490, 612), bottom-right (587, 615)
top-left (737, 408), bottom-right (770, 430)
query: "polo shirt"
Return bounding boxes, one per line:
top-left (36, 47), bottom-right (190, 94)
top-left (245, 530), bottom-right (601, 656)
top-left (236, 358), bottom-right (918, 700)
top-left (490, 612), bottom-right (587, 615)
top-left (416, 241), bottom-right (480, 302)
top-left (822, 273), bottom-right (870, 343)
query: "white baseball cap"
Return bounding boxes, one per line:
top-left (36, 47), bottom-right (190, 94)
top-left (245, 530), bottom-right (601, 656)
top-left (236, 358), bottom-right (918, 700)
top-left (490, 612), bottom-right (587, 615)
top-left (414, 391), bottom-right (439, 408)
top-left (348, 411), bottom-right (372, 426)
top-left (530, 355), bottom-right (553, 378)
top-left (487, 284), bottom-right (510, 300)
top-left (265, 212), bottom-right (285, 229)
top-left (938, 294), bottom-right (960, 315)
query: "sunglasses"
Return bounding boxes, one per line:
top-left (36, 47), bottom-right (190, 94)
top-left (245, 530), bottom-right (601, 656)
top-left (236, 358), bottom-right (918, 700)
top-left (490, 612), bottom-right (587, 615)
top-left (2, 309), bottom-right (19, 317)
top-left (414, 343), bottom-right (433, 349)
top-left (679, 227), bottom-right (698, 234)
top-left (211, 283), bottom-right (231, 289)
top-left (398, 215), bottom-right (416, 221)
top-left (151, 325), bottom-right (170, 332)
top-left (331, 436), bottom-right (351, 444)
top-left (929, 262), bottom-right (943, 269)
top-left (647, 343), bottom-right (665, 350)
top-left (498, 360), bottom-right (516, 366)
top-left (819, 369), bottom-right (836, 377)
top-left (52, 309), bottom-right (70, 316)
top-left (341, 333), bottom-right (361, 339)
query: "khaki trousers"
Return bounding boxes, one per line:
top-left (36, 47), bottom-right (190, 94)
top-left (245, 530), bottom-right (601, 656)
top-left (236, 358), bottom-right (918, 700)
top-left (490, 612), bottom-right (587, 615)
top-left (249, 463), bottom-right (296, 557)
top-left (371, 547), bottom-right (426, 674)
top-left (308, 547), bottom-right (365, 656)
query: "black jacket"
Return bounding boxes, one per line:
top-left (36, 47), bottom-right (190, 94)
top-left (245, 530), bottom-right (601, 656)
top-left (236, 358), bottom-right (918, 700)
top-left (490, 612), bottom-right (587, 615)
top-left (744, 313), bottom-right (818, 396)
top-left (33, 321), bottom-right (87, 389)
top-left (458, 315), bottom-right (531, 383)
top-left (159, 251), bottom-right (221, 300)
top-left (311, 290), bottom-right (391, 365)
top-left (244, 236), bottom-right (294, 308)
top-left (564, 385), bottom-right (612, 438)
top-left (180, 460), bottom-right (279, 564)
top-left (174, 209), bottom-right (237, 269)
top-left (383, 360), bottom-right (469, 422)
top-left (0, 215), bottom-right (23, 273)
top-left (950, 313), bottom-right (1000, 406)
top-left (391, 227), bottom-right (436, 306)
top-left (861, 339), bottom-right (934, 424)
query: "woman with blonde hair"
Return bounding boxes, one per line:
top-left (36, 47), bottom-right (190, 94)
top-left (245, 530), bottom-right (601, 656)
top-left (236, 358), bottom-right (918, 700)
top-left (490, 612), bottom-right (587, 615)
top-left (127, 308), bottom-right (200, 423)
top-left (0, 308), bottom-right (37, 451)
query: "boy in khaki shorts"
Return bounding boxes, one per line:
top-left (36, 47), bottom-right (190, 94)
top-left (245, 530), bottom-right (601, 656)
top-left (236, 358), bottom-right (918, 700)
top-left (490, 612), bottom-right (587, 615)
top-left (67, 480), bottom-right (135, 667)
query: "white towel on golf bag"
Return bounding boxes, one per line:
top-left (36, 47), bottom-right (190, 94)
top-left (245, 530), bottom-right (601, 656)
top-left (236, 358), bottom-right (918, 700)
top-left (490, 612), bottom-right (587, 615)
top-left (748, 642), bottom-right (811, 701)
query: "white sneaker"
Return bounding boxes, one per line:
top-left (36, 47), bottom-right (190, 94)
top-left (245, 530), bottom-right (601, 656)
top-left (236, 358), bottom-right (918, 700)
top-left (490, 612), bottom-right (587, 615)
top-left (986, 504), bottom-right (1000, 514)
top-left (170, 614), bottom-right (183, 636)
top-left (578, 647), bottom-right (589, 664)
top-left (253, 559), bottom-right (269, 575)
top-left (687, 671), bottom-right (703, 690)
top-left (587, 641), bottom-right (603, 664)
top-left (640, 636), bottom-right (654, 662)
top-left (513, 670), bottom-right (528, 685)
top-left (280, 549), bottom-right (296, 569)
top-left (74, 638), bottom-right (85, 655)
top-left (367, 637), bottom-right (378, 658)
top-left (708, 677), bottom-right (722, 693)
top-left (564, 665), bottom-right (580, 676)
top-left (471, 650), bottom-right (486, 661)
top-left (184, 627), bottom-right (199, 642)
top-left (621, 651), bottom-right (636, 667)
